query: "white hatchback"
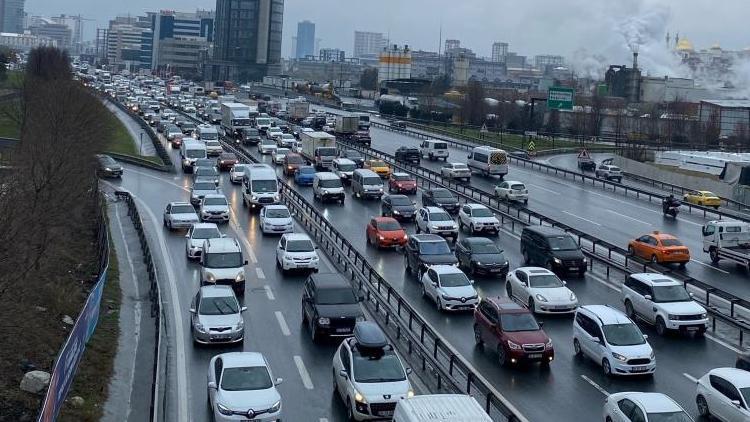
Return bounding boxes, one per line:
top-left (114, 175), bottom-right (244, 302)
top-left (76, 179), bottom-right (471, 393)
top-left (420, 265), bottom-right (479, 312)
top-left (506, 267), bottom-right (578, 314)
top-left (259, 205), bottom-right (293, 235)
top-left (276, 233), bottom-right (320, 273)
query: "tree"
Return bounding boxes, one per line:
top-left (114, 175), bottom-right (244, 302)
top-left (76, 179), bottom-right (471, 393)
top-left (459, 81), bottom-right (486, 126)
top-left (545, 109), bottom-right (560, 134)
top-left (360, 67), bottom-right (378, 91)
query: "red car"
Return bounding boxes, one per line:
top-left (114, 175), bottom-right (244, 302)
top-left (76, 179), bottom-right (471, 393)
top-left (217, 152), bottom-right (238, 171)
top-left (388, 172), bottom-right (417, 194)
top-left (473, 297), bottom-right (554, 367)
top-left (283, 153), bottom-right (305, 176)
top-left (170, 135), bottom-right (184, 147)
top-left (365, 217), bottom-right (408, 248)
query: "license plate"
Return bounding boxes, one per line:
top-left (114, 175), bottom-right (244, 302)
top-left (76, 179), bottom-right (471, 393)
top-left (528, 353), bottom-right (543, 359)
top-left (632, 366), bottom-right (648, 372)
top-left (336, 328), bottom-right (351, 333)
top-left (241, 419), bottom-right (260, 422)
top-left (568, 267), bottom-right (578, 271)
top-left (687, 327), bottom-right (699, 332)
top-left (490, 268), bottom-right (502, 272)
top-left (379, 411), bottom-right (394, 417)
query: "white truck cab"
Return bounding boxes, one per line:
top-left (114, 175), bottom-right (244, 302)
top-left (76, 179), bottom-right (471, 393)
top-left (702, 220), bottom-right (750, 270)
top-left (242, 164), bottom-right (280, 210)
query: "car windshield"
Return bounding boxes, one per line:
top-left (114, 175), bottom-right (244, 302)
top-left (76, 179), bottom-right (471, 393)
top-left (319, 179), bottom-right (342, 188)
top-left (377, 221), bottom-right (402, 231)
top-left (471, 243), bottom-right (500, 254)
top-left (194, 182), bottom-right (216, 191)
top-left (196, 168), bottom-right (218, 176)
top-left (471, 208), bottom-right (493, 217)
top-left (528, 274), bottom-right (564, 288)
top-left (204, 252), bottom-right (243, 268)
top-left (363, 177), bottom-right (382, 186)
top-left (369, 160), bottom-right (387, 167)
top-left (266, 208), bottom-right (290, 218)
top-left (192, 227), bottom-right (221, 239)
top-left (510, 184), bottom-right (526, 190)
top-left (172, 205), bottom-right (195, 214)
top-left (393, 174), bottom-right (412, 181)
top-left (645, 411), bottom-right (693, 422)
top-left (206, 141), bottom-right (221, 147)
top-left (256, 118), bottom-right (270, 125)
top-left (353, 352), bottom-right (406, 383)
top-left (344, 151), bottom-right (362, 159)
top-left (99, 156), bottom-right (117, 165)
top-left (201, 132), bottom-right (218, 140)
top-left (275, 148), bottom-right (289, 155)
top-left (651, 285), bottom-right (691, 303)
top-left (219, 154), bottom-right (235, 160)
top-left (439, 273), bottom-right (470, 287)
top-left (318, 147), bottom-right (338, 156)
top-left (262, 139), bottom-right (276, 145)
top-left (390, 196), bottom-right (412, 206)
top-left (500, 313), bottom-right (540, 332)
top-left (419, 241), bottom-right (451, 255)
top-left (432, 190), bottom-right (454, 199)
top-left (602, 323), bottom-right (646, 346)
top-left (660, 239), bottom-right (683, 247)
top-left (316, 287), bottom-right (357, 305)
top-left (453, 164), bottom-right (468, 169)
top-left (199, 295), bottom-right (239, 315)
top-left (195, 159), bottom-right (214, 167)
top-left (187, 150), bottom-right (205, 158)
top-left (252, 180), bottom-right (277, 192)
top-left (221, 366), bottom-right (272, 391)
top-left (548, 235), bottom-right (579, 251)
top-left (286, 239), bottom-right (314, 252)
top-left (299, 167), bottom-right (315, 174)
top-left (287, 155), bottom-right (304, 164)
top-left (203, 197), bottom-right (227, 206)
top-left (337, 163), bottom-right (356, 171)
top-left (430, 212), bottom-right (452, 221)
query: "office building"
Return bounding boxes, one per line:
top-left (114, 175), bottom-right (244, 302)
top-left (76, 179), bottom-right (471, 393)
top-left (444, 39), bottom-right (460, 51)
top-left (0, 31), bottom-right (55, 51)
top-left (150, 9), bottom-right (214, 76)
top-left (319, 48), bottom-right (344, 62)
top-left (295, 20), bottom-right (314, 58)
top-left (534, 54), bottom-right (565, 69)
top-left (28, 20), bottom-right (71, 50)
top-left (354, 31), bottom-right (386, 58)
top-left (209, 0), bottom-right (284, 82)
top-left (106, 15), bottom-right (153, 72)
top-left (491, 42), bottom-right (508, 62)
top-left (0, 0), bottom-right (23, 33)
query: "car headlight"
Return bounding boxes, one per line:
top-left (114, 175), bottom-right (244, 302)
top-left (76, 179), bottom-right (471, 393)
top-left (283, 255), bottom-right (293, 261)
top-left (473, 261), bottom-right (482, 266)
top-left (612, 352), bottom-right (628, 362)
top-left (553, 257), bottom-right (562, 265)
top-left (701, 313), bottom-right (707, 319)
top-left (392, 209), bottom-right (401, 214)
top-left (378, 235), bottom-right (384, 240)
top-left (273, 194), bottom-right (280, 201)
top-left (235, 319), bottom-right (244, 330)
top-left (650, 351), bottom-right (655, 360)
top-left (235, 273), bottom-right (245, 282)
top-left (206, 273), bottom-right (216, 282)
top-left (251, 195), bottom-right (258, 201)
top-left (216, 402), bottom-right (233, 416)
top-left (582, 257), bottom-right (588, 264)
top-left (535, 294), bottom-right (548, 302)
top-left (507, 340), bottom-right (522, 350)
top-left (104, 167), bottom-right (112, 171)
top-left (668, 314), bottom-right (679, 320)
top-left (356, 316), bottom-right (366, 322)
top-left (402, 234), bottom-right (408, 240)
top-left (570, 292), bottom-right (577, 301)
top-left (194, 322), bottom-right (205, 332)
top-left (268, 400), bottom-right (281, 413)
top-left (318, 317), bottom-right (330, 325)
top-left (407, 389), bottom-right (415, 398)
top-left (545, 339), bottom-right (553, 350)
top-left (354, 391), bottom-right (367, 404)
top-left (378, 188), bottom-right (383, 192)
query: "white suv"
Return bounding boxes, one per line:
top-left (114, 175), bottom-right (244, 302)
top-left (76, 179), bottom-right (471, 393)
top-left (416, 207), bottom-right (458, 241)
top-left (494, 181), bottom-right (529, 205)
top-left (200, 238), bottom-right (248, 294)
top-left (420, 265), bottom-right (478, 312)
top-left (458, 203), bottom-right (500, 235)
top-left (622, 273), bottom-right (708, 337)
top-left (276, 233), bottom-right (320, 274)
top-left (696, 367), bottom-right (750, 421)
top-left (595, 164), bottom-right (623, 183)
top-left (573, 305), bottom-right (655, 377)
top-left (259, 204), bottom-right (293, 235)
top-left (199, 193), bottom-right (230, 223)
top-left (505, 267), bottom-right (578, 314)
top-left (333, 322), bottom-right (413, 421)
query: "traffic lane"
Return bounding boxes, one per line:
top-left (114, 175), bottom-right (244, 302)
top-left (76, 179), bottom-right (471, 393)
top-left (117, 164), bottom-right (346, 421)
top-left (368, 129), bottom-right (750, 297)
top-left (246, 152), bottom-right (726, 422)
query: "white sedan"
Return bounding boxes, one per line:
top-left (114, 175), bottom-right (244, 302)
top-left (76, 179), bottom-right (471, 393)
top-left (421, 265), bottom-right (479, 312)
top-left (259, 205), bottom-right (294, 235)
top-left (505, 267), bottom-right (578, 314)
top-left (604, 392), bottom-right (693, 422)
top-left (440, 162), bottom-right (471, 181)
top-left (495, 181), bottom-right (529, 205)
top-left (272, 148), bottom-right (290, 165)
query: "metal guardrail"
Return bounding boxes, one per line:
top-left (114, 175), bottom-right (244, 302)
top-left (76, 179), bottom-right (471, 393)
top-left (113, 190), bottom-right (165, 422)
top-left (106, 152), bottom-right (171, 172)
top-left (339, 140), bottom-right (750, 348)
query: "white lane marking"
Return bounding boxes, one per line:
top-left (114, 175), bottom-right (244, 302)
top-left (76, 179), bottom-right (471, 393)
top-left (126, 167), bottom-right (190, 192)
top-left (689, 259), bottom-right (730, 274)
top-left (526, 182), bottom-right (560, 195)
top-left (607, 209), bottom-right (651, 225)
top-left (683, 373), bottom-right (698, 383)
top-left (274, 311), bottom-right (291, 336)
top-left (705, 333), bottom-right (743, 354)
top-left (256, 267), bottom-right (265, 279)
top-left (264, 285), bottom-right (275, 301)
top-left (294, 356), bottom-right (315, 390)
top-left (586, 272), bottom-right (621, 292)
top-left (581, 375), bottom-right (610, 396)
top-left (320, 419), bottom-right (329, 422)
top-left (562, 211), bottom-right (602, 226)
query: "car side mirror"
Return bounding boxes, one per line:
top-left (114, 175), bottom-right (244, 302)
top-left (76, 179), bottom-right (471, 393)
top-left (241, 306), bottom-right (248, 312)
top-left (184, 234), bottom-right (190, 238)
top-left (275, 377), bottom-right (283, 386)
top-left (315, 246), bottom-right (320, 250)
top-left (469, 279), bottom-right (475, 285)
top-left (339, 369), bottom-right (348, 379)
top-left (732, 399), bottom-right (742, 408)
top-left (406, 368), bottom-right (413, 375)
top-left (644, 295), bottom-right (652, 301)
top-left (208, 381), bottom-right (217, 389)
top-left (643, 334), bottom-right (649, 340)
top-left (431, 282), bottom-right (438, 287)
top-left (538, 321), bottom-right (544, 328)
top-left (562, 281), bottom-right (567, 286)
top-left (412, 201), bottom-right (417, 206)
top-left (244, 260), bottom-right (249, 265)
top-left (189, 308), bottom-right (196, 314)
top-left (221, 234), bottom-right (227, 238)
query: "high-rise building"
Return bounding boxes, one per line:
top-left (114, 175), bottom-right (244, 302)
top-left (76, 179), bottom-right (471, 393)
top-left (149, 9), bottom-right (214, 76)
top-left (491, 42), bottom-right (508, 62)
top-left (319, 48), bottom-right (344, 62)
top-left (353, 31), bottom-right (386, 58)
top-left (106, 15), bottom-right (153, 72)
top-left (29, 21), bottom-right (71, 50)
top-left (444, 39), bottom-right (460, 51)
top-left (295, 20), bottom-right (314, 59)
top-left (0, 0), bottom-right (24, 33)
top-left (534, 54), bottom-right (565, 69)
top-left (209, 0), bottom-right (284, 82)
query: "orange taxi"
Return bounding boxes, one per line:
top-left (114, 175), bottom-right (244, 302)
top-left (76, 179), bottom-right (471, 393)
top-left (627, 231), bottom-right (690, 267)
top-left (364, 159), bottom-right (391, 178)
top-left (365, 217), bottom-right (407, 248)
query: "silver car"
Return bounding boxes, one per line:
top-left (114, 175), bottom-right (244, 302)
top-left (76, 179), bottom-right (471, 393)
top-left (230, 164), bottom-right (249, 184)
top-left (163, 202), bottom-right (200, 230)
top-left (191, 181), bottom-right (221, 206)
top-left (190, 285), bottom-right (246, 345)
top-left (200, 193), bottom-right (230, 223)
top-left (185, 223), bottom-right (223, 259)
top-left (193, 166), bottom-right (220, 186)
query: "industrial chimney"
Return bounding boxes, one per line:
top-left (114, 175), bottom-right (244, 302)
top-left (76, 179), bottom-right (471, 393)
top-left (632, 51), bottom-right (639, 69)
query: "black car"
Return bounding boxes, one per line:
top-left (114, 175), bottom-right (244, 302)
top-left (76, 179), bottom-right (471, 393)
top-left (240, 127), bottom-right (261, 145)
top-left (520, 226), bottom-right (587, 276)
top-left (456, 237), bottom-right (509, 277)
top-left (339, 149), bottom-right (365, 168)
top-left (404, 234), bottom-right (458, 278)
top-left (381, 194), bottom-right (417, 221)
top-left (301, 273), bottom-right (364, 342)
top-left (421, 188), bottom-right (460, 214)
top-left (96, 154), bottom-right (123, 178)
top-left (394, 146), bottom-right (421, 164)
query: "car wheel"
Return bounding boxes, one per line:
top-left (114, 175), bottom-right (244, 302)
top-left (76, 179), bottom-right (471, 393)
top-left (301, 304), bottom-right (307, 324)
top-left (573, 338), bottom-right (583, 357)
top-left (416, 225), bottom-right (421, 234)
top-left (656, 317), bottom-right (667, 336)
top-left (522, 250), bottom-right (530, 265)
top-left (332, 370), bottom-right (338, 395)
top-left (420, 283), bottom-right (426, 298)
top-left (696, 395), bottom-right (710, 417)
top-left (310, 320), bottom-right (319, 343)
top-left (470, 224), bottom-right (476, 234)
top-left (404, 256), bottom-right (412, 275)
top-left (625, 300), bottom-right (635, 319)
top-left (528, 297), bottom-right (535, 313)
top-left (650, 254), bottom-right (658, 264)
top-left (474, 325), bottom-right (484, 348)
top-left (436, 297), bottom-right (443, 312)
top-left (497, 344), bottom-right (507, 366)
top-left (627, 245), bottom-right (635, 256)
top-left (505, 282), bottom-right (512, 298)
top-left (602, 359), bottom-right (612, 377)
top-left (346, 398), bottom-right (355, 421)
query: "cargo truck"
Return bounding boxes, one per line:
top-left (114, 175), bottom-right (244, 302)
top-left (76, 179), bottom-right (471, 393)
top-left (288, 99), bottom-right (310, 122)
top-left (702, 220), bottom-right (750, 270)
top-left (220, 102), bottom-right (252, 139)
top-left (300, 131), bottom-right (337, 170)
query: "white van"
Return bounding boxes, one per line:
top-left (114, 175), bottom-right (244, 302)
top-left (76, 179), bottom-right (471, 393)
top-left (180, 139), bottom-right (207, 173)
top-left (242, 164), bottom-right (279, 210)
top-left (393, 394), bottom-right (492, 422)
top-left (419, 139), bottom-right (449, 161)
top-left (196, 124), bottom-right (219, 141)
top-left (352, 169), bottom-right (384, 199)
top-left (467, 146), bottom-right (508, 178)
top-left (312, 172), bottom-right (345, 203)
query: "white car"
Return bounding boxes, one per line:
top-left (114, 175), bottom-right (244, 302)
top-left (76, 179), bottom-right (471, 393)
top-left (185, 223), bottom-right (223, 259)
top-left (230, 164), bottom-right (249, 184)
top-left (573, 305), bottom-right (655, 377)
top-left (333, 322), bottom-right (413, 421)
top-left (458, 203), bottom-right (500, 235)
top-left (604, 392), bottom-right (693, 422)
top-left (258, 139), bottom-right (277, 155)
top-left (420, 265), bottom-right (479, 312)
top-left (506, 267), bottom-right (578, 314)
top-left (276, 233), bottom-right (320, 273)
top-left (205, 140), bottom-right (224, 156)
top-left (440, 162), bottom-right (471, 181)
top-left (163, 201), bottom-right (200, 230)
top-left (495, 181), bottom-right (529, 205)
top-left (415, 207), bottom-right (458, 241)
top-left (622, 273), bottom-right (708, 336)
top-left (207, 352), bottom-right (282, 422)
top-left (199, 193), bottom-right (230, 223)
top-left (696, 367), bottom-right (750, 422)
top-left (259, 205), bottom-right (293, 235)
top-left (279, 133), bottom-right (296, 148)
top-left (268, 129), bottom-right (284, 144)
top-left (595, 164), bottom-right (623, 182)
top-left (272, 148), bottom-right (290, 165)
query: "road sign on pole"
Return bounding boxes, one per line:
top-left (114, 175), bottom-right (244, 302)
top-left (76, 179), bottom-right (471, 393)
top-left (548, 87), bottom-right (574, 110)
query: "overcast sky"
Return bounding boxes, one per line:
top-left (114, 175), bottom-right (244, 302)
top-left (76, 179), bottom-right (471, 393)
top-left (26, 0), bottom-right (750, 71)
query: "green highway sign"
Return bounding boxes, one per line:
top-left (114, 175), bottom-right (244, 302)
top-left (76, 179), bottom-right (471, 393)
top-left (548, 87), bottom-right (574, 110)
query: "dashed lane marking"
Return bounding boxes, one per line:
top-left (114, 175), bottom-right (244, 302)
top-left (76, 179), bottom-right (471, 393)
top-left (683, 373), bottom-right (698, 383)
top-left (581, 375), bottom-right (610, 396)
top-left (264, 285), bottom-right (275, 301)
top-left (689, 259), bottom-right (730, 274)
top-left (607, 209), bottom-right (651, 225)
top-left (274, 311), bottom-right (291, 336)
top-left (562, 211), bottom-right (602, 226)
top-left (256, 267), bottom-right (265, 279)
top-left (294, 356), bottom-right (314, 390)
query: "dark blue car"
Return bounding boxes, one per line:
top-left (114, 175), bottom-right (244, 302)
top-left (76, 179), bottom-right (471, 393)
top-left (294, 166), bottom-right (315, 186)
